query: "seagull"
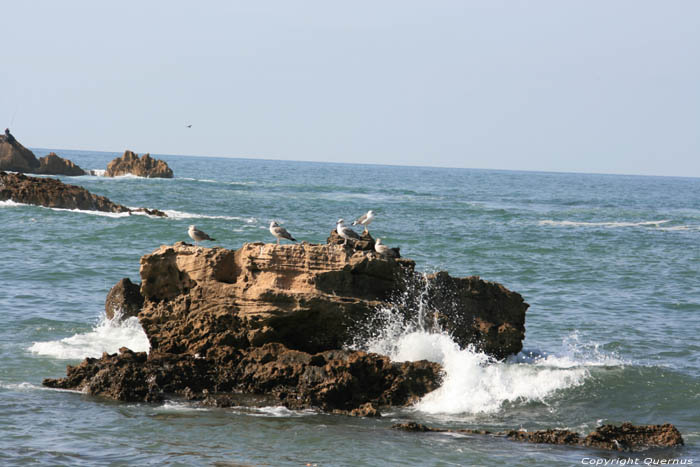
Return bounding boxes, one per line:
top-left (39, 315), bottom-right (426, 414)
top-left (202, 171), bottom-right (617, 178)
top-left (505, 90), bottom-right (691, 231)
top-left (352, 210), bottom-right (375, 233)
top-left (336, 218), bottom-right (360, 246)
top-left (186, 124), bottom-right (192, 128)
top-left (374, 238), bottom-right (398, 258)
top-left (188, 225), bottom-right (215, 246)
top-left (269, 221), bottom-right (297, 245)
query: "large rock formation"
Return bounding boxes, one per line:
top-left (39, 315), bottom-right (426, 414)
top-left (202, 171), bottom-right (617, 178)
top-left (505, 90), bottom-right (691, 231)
top-left (37, 152), bottom-right (86, 176)
top-left (0, 171), bottom-right (167, 216)
top-left (105, 278), bottom-right (144, 320)
top-left (44, 241), bottom-right (528, 415)
top-left (105, 150), bottom-right (173, 178)
top-left (0, 135), bottom-right (86, 175)
top-left (0, 135), bottom-right (41, 172)
top-left (393, 422), bottom-right (684, 451)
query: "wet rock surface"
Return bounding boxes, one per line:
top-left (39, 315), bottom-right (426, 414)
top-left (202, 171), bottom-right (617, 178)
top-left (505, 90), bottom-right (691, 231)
top-left (0, 171), bottom-right (167, 216)
top-left (105, 150), bottom-right (173, 178)
top-left (105, 278), bottom-right (144, 320)
top-left (393, 422), bottom-right (684, 451)
top-left (44, 241), bottom-right (528, 414)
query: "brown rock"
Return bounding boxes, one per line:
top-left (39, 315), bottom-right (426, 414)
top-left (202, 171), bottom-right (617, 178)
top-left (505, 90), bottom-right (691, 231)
top-left (105, 150), bottom-right (173, 178)
top-left (327, 229), bottom-right (377, 252)
top-left (0, 137), bottom-right (40, 172)
top-left (392, 422), bottom-right (684, 451)
top-left (583, 422), bottom-right (684, 451)
top-left (105, 278), bottom-right (144, 320)
top-left (37, 152), bottom-right (86, 176)
top-left (0, 171), bottom-right (168, 216)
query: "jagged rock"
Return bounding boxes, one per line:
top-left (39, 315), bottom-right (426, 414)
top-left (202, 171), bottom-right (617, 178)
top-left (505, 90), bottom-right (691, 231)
top-left (0, 135), bottom-right (86, 175)
top-left (105, 150), bottom-right (173, 178)
top-left (0, 171), bottom-right (167, 217)
top-left (583, 423), bottom-right (684, 451)
top-left (105, 278), bottom-right (144, 320)
top-left (43, 343), bottom-right (442, 413)
top-left (37, 152), bottom-right (85, 176)
top-left (392, 422), bottom-right (684, 451)
top-left (0, 136), bottom-right (40, 172)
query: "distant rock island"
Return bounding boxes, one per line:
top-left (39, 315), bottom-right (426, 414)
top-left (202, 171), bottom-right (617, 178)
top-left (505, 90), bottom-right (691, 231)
top-left (105, 150), bottom-right (173, 178)
top-left (0, 171), bottom-right (167, 216)
top-left (0, 131), bottom-right (173, 178)
top-left (0, 131), bottom-right (86, 176)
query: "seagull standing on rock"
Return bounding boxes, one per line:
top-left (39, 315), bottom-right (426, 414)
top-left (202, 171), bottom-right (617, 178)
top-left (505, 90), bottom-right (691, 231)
top-left (374, 238), bottom-right (399, 258)
top-left (269, 221), bottom-right (297, 245)
top-left (336, 219), bottom-right (360, 246)
top-left (352, 210), bottom-right (375, 233)
top-left (188, 225), bottom-right (215, 246)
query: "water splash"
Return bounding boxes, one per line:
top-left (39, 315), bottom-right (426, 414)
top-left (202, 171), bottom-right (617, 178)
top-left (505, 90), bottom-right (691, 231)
top-left (351, 275), bottom-right (613, 415)
top-left (29, 311), bottom-right (150, 360)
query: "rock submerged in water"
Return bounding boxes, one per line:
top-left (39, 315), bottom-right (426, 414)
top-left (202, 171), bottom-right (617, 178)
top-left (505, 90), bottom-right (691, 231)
top-left (105, 150), bottom-right (173, 178)
top-left (44, 240), bottom-right (528, 415)
top-left (393, 422), bottom-right (684, 451)
top-left (0, 171), bottom-right (167, 217)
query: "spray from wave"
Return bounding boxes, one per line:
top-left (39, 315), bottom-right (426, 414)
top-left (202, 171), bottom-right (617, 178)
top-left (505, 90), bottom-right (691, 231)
top-left (29, 311), bottom-right (150, 360)
top-left (351, 275), bottom-right (618, 415)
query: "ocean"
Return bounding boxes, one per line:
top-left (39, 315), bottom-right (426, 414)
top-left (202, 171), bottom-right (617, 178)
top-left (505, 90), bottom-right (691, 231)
top-left (1, 149), bottom-right (698, 466)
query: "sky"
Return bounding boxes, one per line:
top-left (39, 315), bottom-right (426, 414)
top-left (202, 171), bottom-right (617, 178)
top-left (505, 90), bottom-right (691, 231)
top-left (2, 1), bottom-right (699, 177)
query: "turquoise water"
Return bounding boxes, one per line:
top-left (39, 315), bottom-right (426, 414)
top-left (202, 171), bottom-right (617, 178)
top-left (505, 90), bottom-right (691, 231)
top-left (1, 149), bottom-right (698, 466)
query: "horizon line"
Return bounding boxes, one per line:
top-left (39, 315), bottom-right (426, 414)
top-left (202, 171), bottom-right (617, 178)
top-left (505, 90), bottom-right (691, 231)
top-left (30, 145), bottom-right (700, 181)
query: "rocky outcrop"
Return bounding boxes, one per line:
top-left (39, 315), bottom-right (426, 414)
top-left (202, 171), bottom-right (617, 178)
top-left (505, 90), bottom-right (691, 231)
top-left (0, 171), bottom-right (167, 217)
top-left (0, 136), bottom-right (86, 176)
top-left (37, 152), bottom-right (86, 176)
top-left (105, 278), bottom-right (144, 320)
top-left (105, 150), bottom-right (173, 178)
top-left (44, 241), bottom-right (528, 414)
top-left (393, 422), bottom-right (684, 451)
top-left (0, 136), bottom-right (40, 172)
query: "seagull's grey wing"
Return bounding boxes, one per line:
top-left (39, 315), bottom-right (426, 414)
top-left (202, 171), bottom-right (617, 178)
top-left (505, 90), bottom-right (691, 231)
top-left (196, 228), bottom-right (213, 240)
top-left (352, 213), bottom-right (368, 225)
top-left (343, 226), bottom-right (361, 239)
top-left (273, 225), bottom-right (296, 241)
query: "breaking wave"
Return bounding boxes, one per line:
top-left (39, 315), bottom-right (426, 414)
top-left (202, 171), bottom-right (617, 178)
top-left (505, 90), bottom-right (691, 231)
top-left (353, 277), bottom-right (622, 415)
top-left (162, 209), bottom-right (257, 223)
top-left (29, 311), bottom-right (150, 360)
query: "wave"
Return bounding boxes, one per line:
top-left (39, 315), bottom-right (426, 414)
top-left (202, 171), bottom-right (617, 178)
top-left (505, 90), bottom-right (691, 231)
top-left (0, 200), bottom-right (23, 207)
top-left (0, 200), bottom-right (133, 217)
top-left (162, 209), bottom-right (257, 223)
top-left (539, 219), bottom-right (671, 228)
top-left (178, 177), bottom-right (256, 186)
top-left (356, 283), bottom-right (622, 415)
top-left (28, 311), bottom-right (150, 360)
top-left (88, 169), bottom-right (106, 177)
top-left (0, 381), bottom-right (83, 394)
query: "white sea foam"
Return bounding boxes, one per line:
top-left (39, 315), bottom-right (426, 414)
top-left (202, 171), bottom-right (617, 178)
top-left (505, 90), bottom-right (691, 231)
top-left (88, 169), bottom-right (106, 177)
top-left (539, 219), bottom-right (670, 228)
top-left (29, 312), bottom-right (150, 360)
top-left (356, 279), bottom-right (619, 415)
top-left (0, 200), bottom-right (23, 207)
top-left (0, 381), bottom-right (83, 394)
top-left (163, 209), bottom-right (257, 223)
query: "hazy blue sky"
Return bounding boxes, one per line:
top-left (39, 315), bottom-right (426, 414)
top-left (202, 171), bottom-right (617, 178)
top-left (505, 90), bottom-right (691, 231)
top-left (2, 1), bottom-right (699, 176)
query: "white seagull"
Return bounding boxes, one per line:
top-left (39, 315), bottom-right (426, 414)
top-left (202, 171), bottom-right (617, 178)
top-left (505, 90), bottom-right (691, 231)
top-left (188, 225), bottom-right (215, 246)
top-left (336, 218), bottom-right (360, 246)
top-left (352, 210), bottom-right (375, 233)
top-left (269, 221), bottom-right (297, 245)
top-left (374, 238), bottom-right (398, 258)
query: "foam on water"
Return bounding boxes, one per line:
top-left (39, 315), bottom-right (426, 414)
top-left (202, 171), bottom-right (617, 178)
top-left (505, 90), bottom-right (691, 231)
top-left (29, 312), bottom-right (150, 360)
top-left (539, 219), bottom-right (670, 228)
top-left (162, 209), bottom-right (257, 223)
top-left (0, 200), bottom-right (23, 207)
top-left (357, 279), bottom-right (621, 415)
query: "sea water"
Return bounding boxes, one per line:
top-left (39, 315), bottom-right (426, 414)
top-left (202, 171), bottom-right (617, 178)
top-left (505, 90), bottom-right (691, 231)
top-left (1, 149), bottom-right (698, 465)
